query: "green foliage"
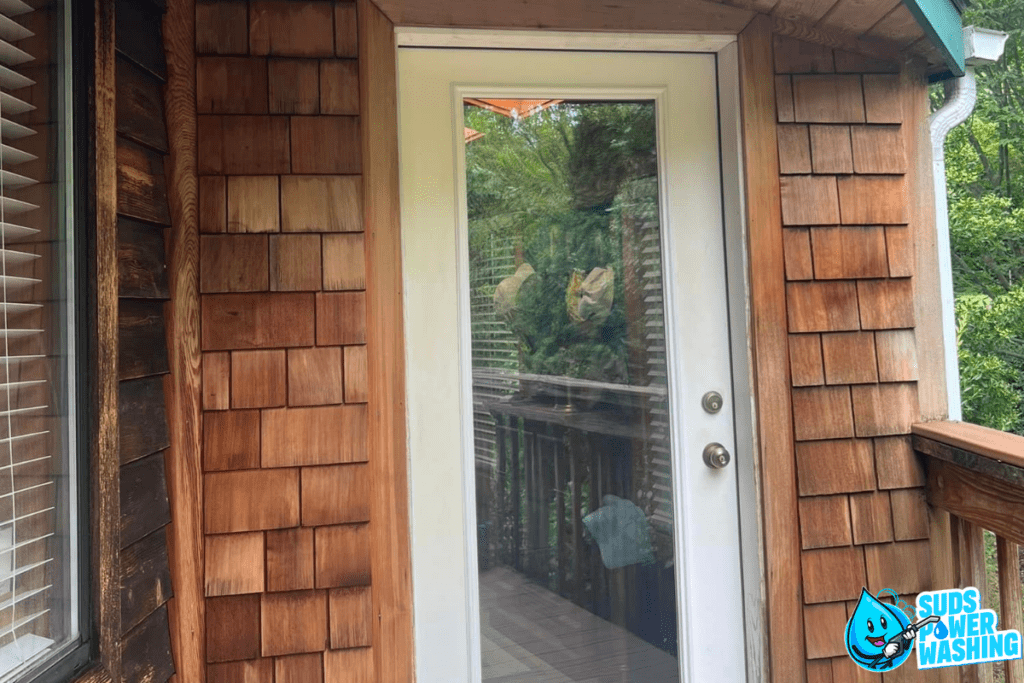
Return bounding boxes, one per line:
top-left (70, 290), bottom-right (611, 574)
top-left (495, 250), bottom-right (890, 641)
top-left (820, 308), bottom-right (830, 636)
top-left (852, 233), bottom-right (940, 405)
top-left (940, 0), bottom-right (1024, 434)
top-left (466, 102), bottom-right (658, 384)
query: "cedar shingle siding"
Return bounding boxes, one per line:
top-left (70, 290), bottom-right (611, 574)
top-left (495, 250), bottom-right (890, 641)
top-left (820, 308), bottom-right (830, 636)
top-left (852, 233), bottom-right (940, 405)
top-left (195, 1), bottom-right (370, 678)
top-left (775, 35), bottom-right (933, 680)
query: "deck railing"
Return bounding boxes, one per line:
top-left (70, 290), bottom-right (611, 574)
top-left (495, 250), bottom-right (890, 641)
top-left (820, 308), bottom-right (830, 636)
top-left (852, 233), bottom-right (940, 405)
top-left (915, 421), bottom-right (1024, 683)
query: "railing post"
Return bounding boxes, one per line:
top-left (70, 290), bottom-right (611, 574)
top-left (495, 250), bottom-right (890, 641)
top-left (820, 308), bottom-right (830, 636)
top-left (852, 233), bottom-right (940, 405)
top-left (997, 536), bottom-right (1024, 683)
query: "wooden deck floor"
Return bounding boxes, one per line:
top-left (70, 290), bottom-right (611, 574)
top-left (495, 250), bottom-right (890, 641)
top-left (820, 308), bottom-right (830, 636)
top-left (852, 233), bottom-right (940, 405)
top-left (479, 567), bottom-right (680, 682)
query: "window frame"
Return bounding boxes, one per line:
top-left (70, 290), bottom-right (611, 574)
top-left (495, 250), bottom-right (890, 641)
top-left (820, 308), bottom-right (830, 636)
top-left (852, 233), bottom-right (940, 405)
top-left (0, 0), bottom-right (95, 680)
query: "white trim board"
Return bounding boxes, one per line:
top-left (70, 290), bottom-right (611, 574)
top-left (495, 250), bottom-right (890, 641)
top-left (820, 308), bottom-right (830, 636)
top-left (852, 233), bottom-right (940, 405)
top-left (395, 27), bottom-right (736, 52)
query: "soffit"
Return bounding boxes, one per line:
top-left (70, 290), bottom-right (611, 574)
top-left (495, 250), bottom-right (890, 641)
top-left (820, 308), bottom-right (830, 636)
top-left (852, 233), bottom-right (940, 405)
top-left (378, 0), bottom-right (944, 69)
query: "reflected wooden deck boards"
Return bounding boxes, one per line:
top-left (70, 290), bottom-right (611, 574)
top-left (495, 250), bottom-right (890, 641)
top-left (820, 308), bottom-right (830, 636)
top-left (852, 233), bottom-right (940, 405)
top-left (480, 567), bottom-right (679, 683)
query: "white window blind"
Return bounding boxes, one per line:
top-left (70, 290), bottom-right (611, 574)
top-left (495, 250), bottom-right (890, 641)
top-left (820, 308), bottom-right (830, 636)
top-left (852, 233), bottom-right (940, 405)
top-left (0, 0), bottom-right (78, 678)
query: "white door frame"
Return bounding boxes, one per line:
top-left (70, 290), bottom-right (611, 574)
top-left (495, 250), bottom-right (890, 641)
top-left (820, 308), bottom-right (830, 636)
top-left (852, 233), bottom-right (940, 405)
top-left (394, 31), bottom-right (765, 683)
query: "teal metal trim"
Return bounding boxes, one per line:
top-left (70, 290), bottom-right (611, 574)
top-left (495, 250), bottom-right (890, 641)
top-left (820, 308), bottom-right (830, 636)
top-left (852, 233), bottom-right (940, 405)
top-left (904, 0), bottom-right (966, 76)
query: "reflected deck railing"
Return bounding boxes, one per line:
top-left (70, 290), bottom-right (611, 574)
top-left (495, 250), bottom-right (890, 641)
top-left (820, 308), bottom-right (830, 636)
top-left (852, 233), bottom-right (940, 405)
top-left (915, 420), bottom-right (1024, 683)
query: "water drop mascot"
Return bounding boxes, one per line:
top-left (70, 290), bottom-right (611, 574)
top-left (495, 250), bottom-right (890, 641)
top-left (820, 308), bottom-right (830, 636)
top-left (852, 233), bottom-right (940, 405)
top-left (845, 588), bottom-right (941, 671)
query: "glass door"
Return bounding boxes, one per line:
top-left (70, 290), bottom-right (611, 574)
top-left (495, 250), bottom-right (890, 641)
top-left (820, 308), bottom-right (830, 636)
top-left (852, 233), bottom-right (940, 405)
top-left (399, 47), bottom-right (747, 683)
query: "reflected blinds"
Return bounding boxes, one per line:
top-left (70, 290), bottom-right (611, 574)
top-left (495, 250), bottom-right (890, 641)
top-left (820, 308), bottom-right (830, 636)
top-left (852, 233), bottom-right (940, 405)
top-left (0, 0), bottom-right (60, 672)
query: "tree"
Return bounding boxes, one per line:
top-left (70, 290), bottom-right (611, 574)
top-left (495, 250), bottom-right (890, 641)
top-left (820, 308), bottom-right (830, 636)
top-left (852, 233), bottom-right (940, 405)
top-left (941, 0), bottom-right (1024, 433)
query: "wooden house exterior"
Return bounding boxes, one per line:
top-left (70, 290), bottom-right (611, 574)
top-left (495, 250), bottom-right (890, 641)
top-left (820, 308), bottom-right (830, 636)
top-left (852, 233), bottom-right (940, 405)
top-left (10, 0), bottom-right (1022, 682)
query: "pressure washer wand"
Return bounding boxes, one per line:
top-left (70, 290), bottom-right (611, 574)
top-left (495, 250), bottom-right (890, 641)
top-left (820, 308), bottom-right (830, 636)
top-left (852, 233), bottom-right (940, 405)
top-left (882, 615), bottom-right (942, 659)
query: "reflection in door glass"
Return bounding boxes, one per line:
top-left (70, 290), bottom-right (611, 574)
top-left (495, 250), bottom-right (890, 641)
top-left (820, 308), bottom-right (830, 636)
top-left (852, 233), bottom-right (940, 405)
top-left (466, 99), bottom-right (681, 682)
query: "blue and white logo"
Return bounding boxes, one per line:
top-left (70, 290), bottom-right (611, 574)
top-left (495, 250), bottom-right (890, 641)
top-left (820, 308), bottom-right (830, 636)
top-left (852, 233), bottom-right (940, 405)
top-left (845, 588), bottom-right (929, 671)
top-left (916, 587), bottom-right (1022, 669)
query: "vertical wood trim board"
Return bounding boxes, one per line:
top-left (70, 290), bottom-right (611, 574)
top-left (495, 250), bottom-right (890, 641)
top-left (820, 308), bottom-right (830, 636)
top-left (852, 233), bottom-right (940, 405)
top-left (93, 0), bottom-right (122, 676)
top-left (359, 1), bottom-right (415, 680)
top-left (738, 15), bottom-right (805, 683)
top-left (163, 0), bottom-right (206, 678)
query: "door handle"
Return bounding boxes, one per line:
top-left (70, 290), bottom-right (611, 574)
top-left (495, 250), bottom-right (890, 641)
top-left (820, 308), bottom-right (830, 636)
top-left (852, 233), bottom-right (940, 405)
top-left (703, 443), bottom-right (731, 469)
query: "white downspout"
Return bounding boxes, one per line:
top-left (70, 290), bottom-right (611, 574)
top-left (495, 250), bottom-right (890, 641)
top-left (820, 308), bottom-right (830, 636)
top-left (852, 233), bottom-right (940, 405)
top-left (927, 26), bottom-right (1008, 421)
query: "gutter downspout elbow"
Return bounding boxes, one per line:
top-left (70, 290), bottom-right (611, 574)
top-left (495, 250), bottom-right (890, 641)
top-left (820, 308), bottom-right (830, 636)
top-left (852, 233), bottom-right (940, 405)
top-left (928, 68), bottom-right (977, 422)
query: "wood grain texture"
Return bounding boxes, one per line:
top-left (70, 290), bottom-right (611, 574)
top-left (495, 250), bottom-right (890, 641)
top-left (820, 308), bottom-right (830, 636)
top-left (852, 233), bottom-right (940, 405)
top-left (202, 352), bottom-right (230, 410)
top-left (849, 490), bottom-right (894, 544)
top-left (231, 349), bottom-right (287, 409)
top-left (314, 523), bottom-right (371, 588)
top-left (789, 334), bottom-right (824, 387)
top-left (373, 0), bottom-right (754, 32)
top-left (997, 536), bottom-right (1024, 683)
top-left (780, 175), bottom-right (840, 225)
top-left (804, 602), bottom-right (849, 660)
top-left (777, 124), bottom-right (812, 174)
top-left (783, 228), bottom-right (814, 281)
top-left (739, 15), bottom-right (804, 682)
top-left (343, 344), bottom-right (368, 403)
top-left (874, 435), bottom-right (925, 490)
top-left (195, 0), bottom-right (248, 55)
top-left (315, 291), bottom-right (366, 345)
top-left (792, 385), bottom-right (855, 441)
top-left (203, 410), bottom-right (260, 471)
top-left (199, 176), bottom-right (226, 233)
top-left (323, 646), bottom-right (373, 683)
top-left (120, 376), bottom-right (172, 464)
top-left (850, 382), bottom-right (919, 437)
top-left (801, 545), bottom-right (866, 603)
top-left (117, 137), bottom-right (173, 225)
top-left (796, 439), bottom-right (876, 496)
top-left (290, 116), bottom-right (362, 174)
top-left (269, 59), bottom-right (320, 115)
top-left (773, 34), bottom-right (834, 74)
top-left (786, 281), bottom-right (860, 332)
top-left (837, 175), bottom-right (908, 224)
top-left (121, 603), bottom-right (176, 683)
top-left (261, 590), bottom-right (329, 656)
top-left (275, 653), bottom-right (324, 683)
top-left (205, 532), bottom-right (265, 596)
top-left (798, 496), bottom-right (852, 549)
top-left (863, 540), bottom-right (931, 595)
top-left (808, 125), bottom-right (852, 174)
top-left (117, 0), bottom-right (168, 79)
top-left (287, 346), bottom-right (344, 406)
top-left (901, 62), bottom-right (946, 422)
top-left (270, 234), bottom-right (322, 291)
top-left (889, 488), bottom-right (929, 541)
top-left (250, 0), bottom-right (335, 57)
top-left (121, 527), bottom-right (174, 636)
top-left (335, 2), bottom-right (358, 57)
top-left (94, 0), bottom-right (123, 669)
top-left (116, 54), bottom-right (171, 152)
top-left (281, 175), bottom-right (362, 232)
top-left (875, 329), bottom-right (918, 382)
top-left (206, 594), bottom-right (261, 663)
top-left (863, 74), bottom-right (902, 124)
top-left (207, 659), bottom-right (274, 683)
top-left (119, 298), bottom-right (171, 379)
top-left (856, 278), bottom-right (914, 329)
top-left (821, 331), bottom-right (878, 384)
top-left (810, 225), bottom-right (888, 280)
top-left (121, 451), bottom-right (173, 548)
top-left (261, 404), bottom-right (368, 467)
top-left (119, 217), bottom-right (170, 298)
top-left (792, 74), bottom-right (865, 123)
top-left (320, 60), bottom-right (360, 115)
top-left (201, 293), bottom-right (316, 350)
top-left (301, 463), bottom-right (370, 526)
top-left (322, 233), bottom-right (366, 290)
top-left (200, 234), bottom-right (270, 292)
top-left (850, 125), bottom-right (905, 174)
top-left (204, 469), bottom-right (300, 533)
top-left (266, 527), bottom-right (315, 593)
top-left (227, 176), bottom-right (280, 233)
top-left (328, 586), bottom-right (372, 649)
top-left (197, 56), bottom-right (269, 114)
top-left (359, 3), bottom-right (415, 680)
top-left (885, 224), bottom-right (914, 278)
top-left (912, 421), bottom-right (1024, 470)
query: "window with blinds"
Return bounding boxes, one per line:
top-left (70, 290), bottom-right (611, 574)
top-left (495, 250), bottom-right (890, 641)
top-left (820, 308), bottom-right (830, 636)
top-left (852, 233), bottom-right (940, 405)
top-left (0, 0), bottom-right (80, 679)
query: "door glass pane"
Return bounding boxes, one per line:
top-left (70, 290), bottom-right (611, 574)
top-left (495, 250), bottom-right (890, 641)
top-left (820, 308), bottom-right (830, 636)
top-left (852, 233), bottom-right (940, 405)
top-left (466, 99), bottom-right (681, 682)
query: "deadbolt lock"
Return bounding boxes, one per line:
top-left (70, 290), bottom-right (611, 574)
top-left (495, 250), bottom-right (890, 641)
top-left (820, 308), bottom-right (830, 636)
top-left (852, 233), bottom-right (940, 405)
top-left (702, 391), bottom-right (724, 414)
top-left (703, 443), bottom-right (731, 470)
